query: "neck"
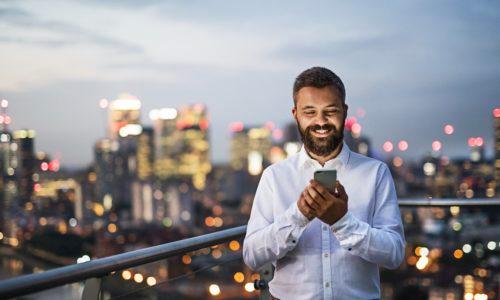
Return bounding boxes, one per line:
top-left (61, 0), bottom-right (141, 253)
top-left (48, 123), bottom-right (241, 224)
top-left (306, 142), bottom-right (343, 166)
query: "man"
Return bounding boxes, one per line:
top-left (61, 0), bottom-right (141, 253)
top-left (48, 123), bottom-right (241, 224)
top-left (243, 67), bottom-right (406, 300)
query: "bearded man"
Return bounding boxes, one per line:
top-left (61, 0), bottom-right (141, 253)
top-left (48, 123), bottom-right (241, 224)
top-left (243, 67), bottom-right (406, 300)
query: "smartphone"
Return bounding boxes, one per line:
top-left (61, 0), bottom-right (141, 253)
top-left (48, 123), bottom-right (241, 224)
top-left (314, 169), bottom-right (337, 192)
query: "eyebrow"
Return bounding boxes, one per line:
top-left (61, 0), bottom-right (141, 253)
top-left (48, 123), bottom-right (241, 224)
top-left (301, 104), bottom-right (340, 110)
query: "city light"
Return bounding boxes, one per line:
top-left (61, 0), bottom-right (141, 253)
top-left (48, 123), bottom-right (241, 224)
top-left (182, 255), bottom-right (192, 264)
top-left (149, 108), bottom-right (178, 120)
top-left (493, 108), bottom-right (500, 118)
top-left (398, 140), bottom-right (408, 151)
top-left (208, 284), bottom-right (221, 296)
top-left (0, 99), bottom-right (8, 108)
top-left (76, 255), bottom-right (91, 264)
top-left (229, 122), bottom-right (244, 132)
top-left (453, 249), bottom-right (463, 259)
top-left (244, 282), bottom-right (255, 292)
top-left (107, 223), bottom-right (117, 233)
top-left (0, 232), bottom-right (3, 240)
top-left (487, 241), bottom-right (496, 250)
top-left (99, 98), bottom-right (109, 109)
top-left (431, 140), bottom-right (442, 152)
top-left (468, 137), bottom-right (484, 147)
top-left (382, 141), bottom-right (393, 152)
top-left (415, 256), bottom-right (429, 270)
top-left (229, 240), bottom-right (240, 251)
top-left (133, 273), bottom-right (144, 283)
top-left (463, 244), bottom-right (472, 253)
top-left (146, 277), bottom-right (157, 286)
top-left (122, 270), bottom-right (132, 280)
top-left (234, 272), bottom-right (245, 283)
top-left (119, 124), bottom-right (143, 137)
top-left (444, 124), bottom-right (454, 135)
top-left (110, 94), bottom-right (141, 110)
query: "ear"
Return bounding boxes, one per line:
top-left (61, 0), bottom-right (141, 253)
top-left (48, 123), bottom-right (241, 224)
top-left (292, 106), bottom-right (297, 119)
top-left (343, 104), bottom-right (349, 118)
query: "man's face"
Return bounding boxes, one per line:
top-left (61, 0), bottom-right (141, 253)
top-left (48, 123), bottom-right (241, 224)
top-left (292, 86), bottom-right (348, 157)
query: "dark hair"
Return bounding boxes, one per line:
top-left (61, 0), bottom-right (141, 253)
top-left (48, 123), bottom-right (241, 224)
top-left (293, 67), bottom-right (346, 106)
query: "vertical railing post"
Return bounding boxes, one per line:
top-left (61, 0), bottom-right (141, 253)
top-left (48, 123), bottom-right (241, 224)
top-left (81, 277), bottom-right (101, 300)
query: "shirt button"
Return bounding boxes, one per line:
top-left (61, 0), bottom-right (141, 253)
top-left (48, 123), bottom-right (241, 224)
top-left (325, 282), bottom-right (330, 288)
top-left (292, 240), bottom-right (296, 244)
top-left (324, 253), bottom-right (329, 258)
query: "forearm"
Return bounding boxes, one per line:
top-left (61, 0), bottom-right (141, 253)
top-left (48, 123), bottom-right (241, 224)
top-left (331, 212), bottom-right (405, 269)
top-left (243, 203), bottom-right (309, 271)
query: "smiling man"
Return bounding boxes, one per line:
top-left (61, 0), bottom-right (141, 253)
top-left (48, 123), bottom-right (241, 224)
top-left (243, 67), bottom-right (406, 300)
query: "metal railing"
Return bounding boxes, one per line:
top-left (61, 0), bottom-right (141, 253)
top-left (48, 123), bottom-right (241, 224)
top-left (0, 225), bottom-right (247, 299)
top-left (1, 198), bottom-right (499, 299)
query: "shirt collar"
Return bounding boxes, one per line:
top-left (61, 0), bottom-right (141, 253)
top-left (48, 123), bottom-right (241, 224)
top-left (298, 141), bottom-right (351, 170)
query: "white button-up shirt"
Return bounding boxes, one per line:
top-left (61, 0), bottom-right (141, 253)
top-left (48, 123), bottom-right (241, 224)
top-left (243, 142), bottom-right (405, 300)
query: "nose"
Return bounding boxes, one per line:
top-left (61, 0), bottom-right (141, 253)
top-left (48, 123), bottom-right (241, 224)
top-left (314, 113), bottom-right (328, 126)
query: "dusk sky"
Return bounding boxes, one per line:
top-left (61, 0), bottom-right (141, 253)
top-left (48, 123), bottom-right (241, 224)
top-left (1, 1), bottom-right (499, 168)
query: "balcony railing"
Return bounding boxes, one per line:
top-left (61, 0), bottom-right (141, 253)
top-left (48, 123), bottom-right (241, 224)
top-left (0, 198), bottom-right (499, 300)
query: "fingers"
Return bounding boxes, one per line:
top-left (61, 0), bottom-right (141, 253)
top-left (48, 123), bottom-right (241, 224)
top-left (298, 196), bottom-right (316, 220)
top-left (303, 190), bottom-right (321, 211)
top-left (335, 181), bottom-right (348, 202)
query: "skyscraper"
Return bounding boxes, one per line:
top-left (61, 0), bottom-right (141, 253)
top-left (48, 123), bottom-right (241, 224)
top-left (229, 123), bottom-right (272, 176)
top-left (108, 94), bottom-right (141, 140)
top-left (494, 108), bottom-right (500, 196)
top-left (13, 129), bottom-right (36, 205)
top-left (152, 105), bottom-right (211, 190)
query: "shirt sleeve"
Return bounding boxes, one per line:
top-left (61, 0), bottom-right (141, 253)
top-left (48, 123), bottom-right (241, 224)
top-left (330, 163), bottom-right (406, 270)
top-left (243, 168), bottom-right (310, 271)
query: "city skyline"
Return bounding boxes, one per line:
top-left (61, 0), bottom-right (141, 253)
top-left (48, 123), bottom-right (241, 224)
top-left (1, 1), bottom-right (499, 168)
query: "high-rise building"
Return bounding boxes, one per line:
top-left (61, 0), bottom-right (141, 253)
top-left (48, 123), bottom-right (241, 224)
top-left (94, 138), bottom-right (117, 211)
top-left (494, 108), bottom-right (500, 196)
top-left (136, 127), bottom-right (154, 181)
top-left (13, 129), bottom-right (36, 204)
top-left (108, 94), bottom-right (141, 140)
top-left (0, 99), bottom-right (18, 233)
top-left (229, 123), bottom-right (272, 176)
top-left (152, 105), bottom-right (211, 190)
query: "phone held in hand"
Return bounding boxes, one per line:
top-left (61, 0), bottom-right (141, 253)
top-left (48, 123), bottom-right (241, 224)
top-left (314, 169), bottom-right (337, 192)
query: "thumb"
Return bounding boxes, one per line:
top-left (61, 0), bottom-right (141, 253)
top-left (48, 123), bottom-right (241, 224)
top-left (336, 181), bottom-right (348, 202)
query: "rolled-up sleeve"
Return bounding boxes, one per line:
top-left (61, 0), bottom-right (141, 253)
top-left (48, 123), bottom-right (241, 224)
top-left (331, 163), bottom-right (406, 269)
top-left (243, 168), bottom-right (310, 271)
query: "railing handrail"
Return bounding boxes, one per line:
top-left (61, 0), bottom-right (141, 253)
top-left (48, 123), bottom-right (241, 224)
top-left (1, 198), bottom-right (500, 298)
top-left (398, 198), bottom-right (500, 206)
top-left (0, 225), bottom-right (247, 299)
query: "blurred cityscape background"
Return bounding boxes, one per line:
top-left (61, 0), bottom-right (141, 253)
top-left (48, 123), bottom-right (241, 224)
top-left (0, 1), bottom-right (499, 300)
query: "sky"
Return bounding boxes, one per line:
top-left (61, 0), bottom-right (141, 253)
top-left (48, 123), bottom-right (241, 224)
top-left (1, 0), bottom-right (499, 168)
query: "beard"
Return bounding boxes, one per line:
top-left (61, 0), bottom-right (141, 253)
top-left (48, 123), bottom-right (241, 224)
top-left (296, 120), bottom-right (344, 157)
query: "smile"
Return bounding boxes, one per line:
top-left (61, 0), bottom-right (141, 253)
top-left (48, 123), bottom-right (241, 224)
top-left (311, 128), bottom-right (332, 137)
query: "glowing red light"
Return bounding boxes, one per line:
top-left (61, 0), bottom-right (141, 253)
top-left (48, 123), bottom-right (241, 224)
top-left (475, 137), bottom-right (484, 147)
top-left (0, 116), bottom-right (3, 123)
top-left (493, 108), bottom-right (500, 118)
top-left (48, 160), bottom-right (60, 172)
top-left (41, 162), bottom-right (49, 171)
top-left (229, 122), bottom-right (244, 132)
top-left (432, 140), bottom-right (442, 152)
top-left (398, 140), bottom-right (409, 151)
top-left (444, 124), bottom-right (454, 135)
top-left (467, 137), bottom-right (475, 147)
top-left (383, 141), bottom-right (393, 152)
top-left (34, 183), bottom-right (41, 192)
top-left (344, 117), bottom-right (357, 131)
top-left (199, 119), bottom-right (209, 131)
top-left (272, 129), bottom-right (283, 140)
top-left (351, 123), bottom-right (362, 135)
top-left (4, 116), bottom-right (11, 125)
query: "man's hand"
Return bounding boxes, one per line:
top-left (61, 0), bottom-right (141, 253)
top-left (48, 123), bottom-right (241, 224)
top-left (303, 180), bottom-right (348, 225)
top-left (297, 187), bottom-right (318, 220)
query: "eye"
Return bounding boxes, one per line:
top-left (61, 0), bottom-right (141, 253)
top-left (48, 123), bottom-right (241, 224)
top-left (324, 109), bottom-right (339, 115)
top-left (303, 111), bottom-right (315, 116)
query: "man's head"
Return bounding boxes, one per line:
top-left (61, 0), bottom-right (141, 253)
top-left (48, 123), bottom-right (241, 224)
top-left (292, 67), bottom-right (348, 157)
